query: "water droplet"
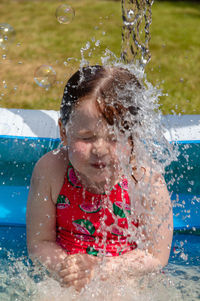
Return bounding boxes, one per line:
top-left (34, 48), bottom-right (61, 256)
top-left (56, 4), bottom-right (75, 24)
top-left (168, 224), bottom-right (172, 231)
top-left (0, 23), bottom-right (15, 49)
top-left (141, 198), bottom-right (147, 208)
top-left (180, 252), bottom-right (188, 261)
top-left (85, 41), bottom-right (90, 50)
top-left (34, 65), bottom-right (56, 88)
top-left (53, 148), bottom-right (61, 155)
top-left (95, 40), bottom-right (100, 47)
top-left (127, 9), bottom-right (135, 20)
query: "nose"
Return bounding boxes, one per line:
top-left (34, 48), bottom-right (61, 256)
top-left (91, 138), bottom-right (108, 157)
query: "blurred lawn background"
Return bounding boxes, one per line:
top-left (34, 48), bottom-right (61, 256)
top-left (0, 0), bottom-right (199, 114)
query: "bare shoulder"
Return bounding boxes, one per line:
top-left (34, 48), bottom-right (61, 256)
top-left (33, 149), bottom-right (68, 176)
top-left (31, 148), bottom-right (69, 203)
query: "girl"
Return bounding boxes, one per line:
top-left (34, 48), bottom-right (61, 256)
top-left (26, 65), bottom-right (173, 292)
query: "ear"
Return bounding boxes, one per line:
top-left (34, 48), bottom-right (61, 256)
top-left (58, 118), bottom-right (68, 146)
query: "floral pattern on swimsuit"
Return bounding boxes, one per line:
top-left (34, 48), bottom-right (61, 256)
top-left (56, 162), bottom-right (139, 256)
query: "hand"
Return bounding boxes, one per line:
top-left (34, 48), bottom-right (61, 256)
top-left (58, 253), bottom-right (100, 291)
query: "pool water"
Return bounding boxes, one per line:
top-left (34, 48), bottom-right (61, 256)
top-left (0, 226), bottom-right (199, 300)
top-left (0, 137), bottom-right (200, 300)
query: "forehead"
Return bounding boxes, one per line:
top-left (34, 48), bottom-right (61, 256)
top-left (68, 97), bottom-right (107, 133)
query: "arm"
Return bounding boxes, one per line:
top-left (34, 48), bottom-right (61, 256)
top-left (26, 153), bottom-right (100, 290)
top-left (26, 154), bottom-right (68, 275)
top-left (102, 170), bottom-right (173, 277)
top-left (137, 171), bottom-right (173, 267)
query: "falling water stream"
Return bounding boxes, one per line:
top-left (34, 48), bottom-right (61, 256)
top-left (121, 0), bottom-right (154, 67)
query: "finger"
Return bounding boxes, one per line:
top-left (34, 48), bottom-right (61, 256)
top-left (62, 271), bottom-right (91, 285)
top-left (59, 268), bottom-right (68, 278)
top-left (60, 258), bottom-right (80, 274)
top-left (73, 278), bottom-right (90, 292)
top-left (59, 265), bottom-right (79, 278)
top-left (61, 255), bottom-right (77, 267)
top-left (65, 278), bottom-right (90, 292)
top-left (60, 264), bottom-right (92, 278)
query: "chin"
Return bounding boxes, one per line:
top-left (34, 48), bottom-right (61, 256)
top-left (92, 170), bottom-right (112, 182)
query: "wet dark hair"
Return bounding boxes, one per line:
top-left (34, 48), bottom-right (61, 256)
top-left (60, 65), bottom-right (142, 132)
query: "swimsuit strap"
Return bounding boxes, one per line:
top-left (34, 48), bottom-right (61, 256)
top-left (65, 161), bottom-right (82, 189)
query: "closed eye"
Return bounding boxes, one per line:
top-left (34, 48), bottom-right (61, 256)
top-left (81, 136), bottom-right (96, 141)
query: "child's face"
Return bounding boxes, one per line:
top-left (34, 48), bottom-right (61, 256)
top-left (63, 97), bottom-right (131, 186)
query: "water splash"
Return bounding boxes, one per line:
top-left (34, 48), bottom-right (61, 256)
top-left (1, 247), bottom-right (198, 301)
top-left (121, 0), bottom-right (154, 68)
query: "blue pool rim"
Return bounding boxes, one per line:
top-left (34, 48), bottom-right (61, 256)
top-left (0, 134), bottom-right (200, 144)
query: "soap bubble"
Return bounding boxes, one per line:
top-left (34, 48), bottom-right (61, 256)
top-left (55, 4), bottom-right (75, 24)
top-left (34, 65), bottom-right (56, 89)
top-left (0, 23), bottom-right (15, 49)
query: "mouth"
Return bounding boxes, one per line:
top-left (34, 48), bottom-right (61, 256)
top-left (91, 162), bottom-right (107, 169)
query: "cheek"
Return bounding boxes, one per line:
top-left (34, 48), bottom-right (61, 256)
top-left (70, 141), bottom-right (90, 158)
top-left (116, 142), bottom-right (132, 159)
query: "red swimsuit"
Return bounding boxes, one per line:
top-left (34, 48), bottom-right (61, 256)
top-left (56, 162), bottom-right (138, 256)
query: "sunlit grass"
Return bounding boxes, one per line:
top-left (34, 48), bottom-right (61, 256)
top-left (147, 1), bottom-right (200, 114)
top-left (0, 0), bottom-right (199, 114)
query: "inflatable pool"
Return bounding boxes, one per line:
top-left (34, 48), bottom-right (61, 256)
top-left (0, 108), bottom-right (200, 300)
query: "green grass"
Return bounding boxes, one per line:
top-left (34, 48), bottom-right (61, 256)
top-left (148, 1), bottom-right (200, 114)
top-left (0, 0), bottom-right (200, 114)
